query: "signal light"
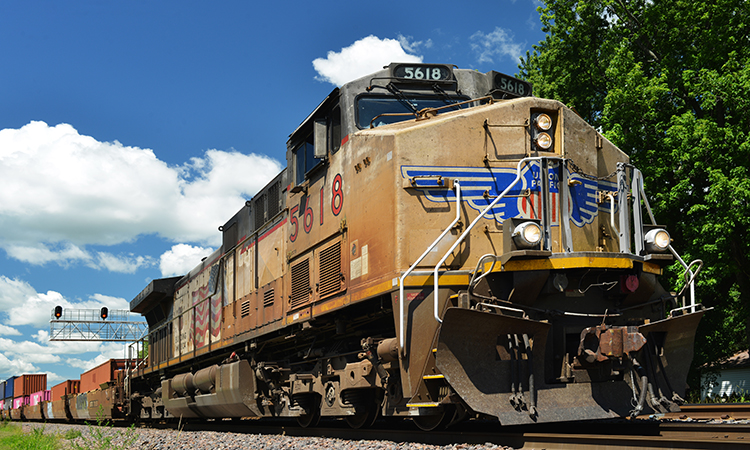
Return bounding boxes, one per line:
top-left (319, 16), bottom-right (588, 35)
top-left (54, 305), bottom-right (63, 319)
top-left (100, 307), bottom-right (109, 320)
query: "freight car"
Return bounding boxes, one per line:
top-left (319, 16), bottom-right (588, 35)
top-left (9, 63), bottom-right (707, 430)
top-left (3, 360), bottom-right (129, 423)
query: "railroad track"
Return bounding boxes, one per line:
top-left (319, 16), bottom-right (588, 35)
top-left (664, 403), bottom-right (750, 420)
top-left (138, 416), bottom-right (750, 450)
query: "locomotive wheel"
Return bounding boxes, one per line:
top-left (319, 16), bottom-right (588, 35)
top-left (295, 395), bottom-right (321, 428)
top-left (344, 402), bottom-right (378, 429)
top-left (343, 390), bottom-right (381, 429)
top-left (412, 406), bottom-right (454, 431)
top-left (297, 406), bottom-right (321, 428)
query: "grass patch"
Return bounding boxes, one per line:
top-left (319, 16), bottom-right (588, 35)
top-left (0, 422), bottom-right (58, 450)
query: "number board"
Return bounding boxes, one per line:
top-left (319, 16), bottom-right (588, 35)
top-left (390, 63), bottom-right (453, 82)
top-left (492, 72), bottom-right (532, 98)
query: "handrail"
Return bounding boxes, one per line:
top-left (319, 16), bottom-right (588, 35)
top-left (432, 157), bottom-right (561, 323)
top-left (634, 170), bottom-right (701, 313)
top-left (399, 180), bottom-right (461, 356)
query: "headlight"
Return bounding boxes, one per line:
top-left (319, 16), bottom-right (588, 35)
top-left (534, 113), bottom-right (552, 131)
top-left (513, 221), bottom-right (542, 249)
top-left (535, 132), bottom-right (552, 150)
top-left (645, 228), bottom-right (670, 253)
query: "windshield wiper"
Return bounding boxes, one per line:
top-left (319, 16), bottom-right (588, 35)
top-left (432, 84), bottom-right (463, 110)
top-left (386, 83), bottom-right (419, 114)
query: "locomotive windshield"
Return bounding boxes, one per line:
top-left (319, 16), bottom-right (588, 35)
top-left (357, 95), bottom-right (467, 128)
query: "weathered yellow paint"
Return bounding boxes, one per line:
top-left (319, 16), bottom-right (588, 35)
top-left (485, 255), bottom-right (642, 273)
top-left (402, 274), bottom-right (471, 287)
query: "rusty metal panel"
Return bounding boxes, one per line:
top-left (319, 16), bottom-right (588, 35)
top-left (47, 398), bottom-right (69, 420)
top-left (639, 310), bottom-right (706, 401)
top-left (179, 309), bottom-right (194, 355)
top-left (51, 380), bottom-right (80, 401)
top-left (235, 292), bottom-right (256, 333)
top-left (257, 218), bottom-right (285, 288)
top-left (194, 297), bottom-right (210, 351)
top-left (25, 404), bottom-right (44, 420)
top-left (86, 386), bottom-right (120, 419)
top-left (80, 359), bottom-right (128, 393)
top-left (236, 240), bottom-right (254, 300)
top-left (209, 290), bottom-right (222, 345)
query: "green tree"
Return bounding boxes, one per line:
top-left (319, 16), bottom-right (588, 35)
top-left (520, 0), bottom-right (750, 393)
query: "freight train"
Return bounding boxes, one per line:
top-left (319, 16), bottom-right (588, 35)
top-left (5, 63), bottom-right (707, 430)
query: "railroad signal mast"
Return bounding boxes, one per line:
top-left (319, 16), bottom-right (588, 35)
top-left (49, 306), bottom-right (146, 342)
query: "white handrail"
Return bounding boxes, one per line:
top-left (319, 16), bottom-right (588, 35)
top-left (399, 180), bottom-right (461, 355)
top-left (432, 157), bottom-right (559, 323)
top-left (635, 171), bottom-right (700, 313)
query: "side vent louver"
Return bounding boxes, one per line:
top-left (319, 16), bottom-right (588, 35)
top-left (290, 259), bottom-right (310, 309)
top-left (319, 241), bottom-right (342, 298)
top-left (263, 289), bottom-right (274, 307)
top-left (240, 300), bottom-right (251, 318)
top-left (254, 193), bottom-right (266, 231)
top-left (268, 182), bottom-right (280, 218)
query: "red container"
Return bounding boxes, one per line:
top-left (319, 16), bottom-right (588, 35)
top-left (13, 374), bottom-right (47, 398)
top-left (80, 359), bottom-right (131, 393)
top-left (51, 380), bottom-right (80, 401)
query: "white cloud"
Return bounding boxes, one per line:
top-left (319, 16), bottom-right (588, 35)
top-left (397, 34), bottom-right (433, 53)
top-left (0, 352), bottom-right (39, 376)
top-left (0, 275), bottom-right (38, 312)
top-left (94, 252), bottom-right (154, 274)
top-left (159, 243), bottom-right (214, 277)
top-left (470, 27), bottom-right (525, 64)
top-left (0, 323), bottom-right (21, 336)
top-left (0, 121), bottom-right (282, 269)
top-left (313, 35), bottom-right (423, 86)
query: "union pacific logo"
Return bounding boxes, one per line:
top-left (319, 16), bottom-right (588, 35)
top-left (400, 164), bottom-right (615, 228)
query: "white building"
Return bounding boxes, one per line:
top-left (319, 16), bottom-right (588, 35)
top-left (701, 350), bottom-right (749, 400)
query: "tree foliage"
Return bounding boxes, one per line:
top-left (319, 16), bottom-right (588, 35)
top-left (520, 0), bottom-right (750, 390)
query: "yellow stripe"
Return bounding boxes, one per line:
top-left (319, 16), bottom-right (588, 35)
top-left (490, 256), bottom-right (637, 272)
top-left (643, 262), bottom-right (662, 275)
top-left (406, 402), bottom-right (441, 408)
top-left (349, 279), bottom-right (394, 303)
top-left (402, 274), bottom-right (471, 287)
top-left (423, 374), bottom-right (445, 380)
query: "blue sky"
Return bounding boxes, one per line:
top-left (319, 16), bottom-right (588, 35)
top-left (0, 0), bottom-right (545, 385)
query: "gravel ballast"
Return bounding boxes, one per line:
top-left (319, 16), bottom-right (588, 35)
top-left (22, 422), bottom-right (515, 450)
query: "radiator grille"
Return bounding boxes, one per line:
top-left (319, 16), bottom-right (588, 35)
top-left (263, 289), bottom-right (274, 307)
top-left (254, 193), bottom-right (266, 231)
top-left (319, 242), bottom-right (342, 298)
top-left (290, 259), bottom-right (310, 309)
top-left (268, 182), bottom-right (280, 218)
top-left (240, 300), bottom-right (251, 318)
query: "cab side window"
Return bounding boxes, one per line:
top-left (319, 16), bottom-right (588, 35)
top-left (293, 103), bottom-right (341, 185)
top-left (330, 106), bottom-right (341, 154)
top-left (294, 132), bottom-right (321, 186)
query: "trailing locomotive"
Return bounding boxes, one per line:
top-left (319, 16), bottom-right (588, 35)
top-left (117, 63), bottom-right (707, 429)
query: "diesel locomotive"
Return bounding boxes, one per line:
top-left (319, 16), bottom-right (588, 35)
top-left (14, 63), bottom-right (707, 430)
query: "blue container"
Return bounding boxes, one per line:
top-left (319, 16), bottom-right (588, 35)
top-left (4, 377), bottom-right (16, 399)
